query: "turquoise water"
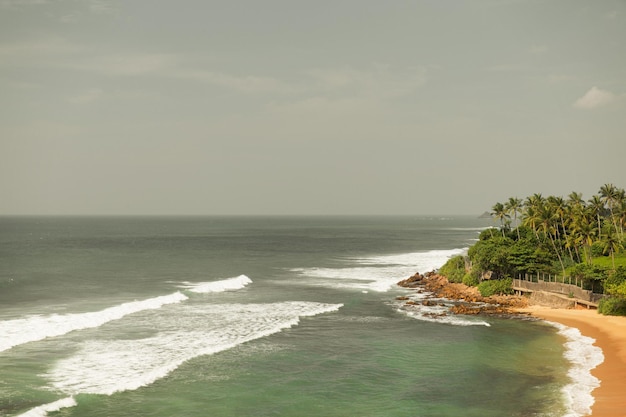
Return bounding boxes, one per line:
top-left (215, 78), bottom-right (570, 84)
top-left (0, 216), bottom-right (576, 416)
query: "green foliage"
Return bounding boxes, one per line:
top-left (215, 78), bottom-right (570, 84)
top-left (569, 263), bottom-right (608, 281)
top-left (568, 263), bottom-right (609, 292)
top-left (590, 241), bottom-right (605, 258)
top-left (604, 267), bottom-right (626, 296)
top-left (592, 253), bottom-right (626, 269)
top-left (467, 233), bottom-right (558, 279)
top-left (478, 228), bottom-right (498, 241)
top-left (477, 278), bottom-right (513, 297)
top-left (468, 236), bottom-right (515, 278)
top-left (462, 271), bottom-right (480, 287)
top-left (598, 297), bottom-right (626, 316)
top-left (438, 255), bottom-right (466, 283)
top-left (506, 237), bottom-right (557, 275)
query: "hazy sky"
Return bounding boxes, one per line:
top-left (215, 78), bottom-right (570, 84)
top-left (1, 0), bottom-right (625, 215)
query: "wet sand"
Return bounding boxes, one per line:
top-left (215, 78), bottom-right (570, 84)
top-left (520, 306), bottom-right (626, 417)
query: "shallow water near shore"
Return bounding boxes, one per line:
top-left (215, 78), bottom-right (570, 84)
top-left (0, 216), bottom-right (584, 416)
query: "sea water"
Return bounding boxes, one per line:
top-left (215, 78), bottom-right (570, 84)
top-left (0, 216), bottom-right (600, 416)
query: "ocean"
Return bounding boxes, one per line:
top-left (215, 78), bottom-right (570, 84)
top-left (0, 216), bottom-right (601, 417)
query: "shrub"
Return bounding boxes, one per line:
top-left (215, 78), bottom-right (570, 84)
top-left (477, 278), bottom-right (513, 297)
top-left (590, 241), bottom-right (605, 258)
top-left (598, 297), bottom-right (626, 316)
top-left (462, 271), bottom-right (480, 287)
top-left (439, 255), bottom-right (466, 283)
top-left (604, 266), bottom-right (626, 295)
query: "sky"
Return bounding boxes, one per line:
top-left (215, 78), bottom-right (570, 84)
top-left (1, 0), bottom-right (625, 216)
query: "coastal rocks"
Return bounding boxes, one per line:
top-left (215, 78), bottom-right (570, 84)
top-left (396, 273), bottom-right (426, 288)
top-left (396, 272), bottom-right (529, 317)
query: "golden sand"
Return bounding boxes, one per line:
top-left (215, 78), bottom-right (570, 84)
top-left (519, 306), bottom-right (626, 417)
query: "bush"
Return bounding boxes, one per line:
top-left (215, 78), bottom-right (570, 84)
top-left (604, 266), bottom-right (626, 295)
top-left (439, 255), bottom-right (466, 283)
top-left (590, 241), bottom-right (605, 258)
top-left (598, 297), bottom-right (626, 316)
top-left (477, 278), bottom-right (513, 297)
top-left (462, 271), bottom-right (480, 287)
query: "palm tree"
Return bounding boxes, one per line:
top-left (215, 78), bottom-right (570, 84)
top-left (600, 183), bottom-right (620, 235)
top-left (567, 191), bottom-right (585, 210)
top-left (570, 207), bottom-right (597, 264)
top-left (522, 205), bottom-right (540, 240)
top-left (611, 187), bottom-right (626, 238)
top-left (547, 196), bottom-right (567, 239)
top-left (491, 202), bottom-right (510, 237)
top-left (538, 202), bottom-right (565, 274)
top-left (588, 195), bottom-right (605, 238)
top-left (601, 224), bottom-right (623, 270)
top-left (505, 197), bottom-right (522, 239)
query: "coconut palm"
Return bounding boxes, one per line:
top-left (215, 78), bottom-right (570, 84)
top-left (570, 207), bottom-right (597, 264)
top-left (600, 183), bottom-right (621, 235)
top-left (538, 202), bottom-right (565, 274)
top-left (567, 191), bottom-right (585, 210)
top-left (601, 224), bottom-right (623, 270)
top-left (588, 195), bottom-right (605, 238)
top-left (522, 205), bottom-right (541, 240)
top-left (491, 202), bottom-right (510, 237)
top-left (612, 187), bottom-right (626, 238)
top-left (505, 197), bottom-right (522, 239)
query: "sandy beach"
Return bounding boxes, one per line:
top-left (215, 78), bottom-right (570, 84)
top-left (521, 306), bottom-right (626, 417)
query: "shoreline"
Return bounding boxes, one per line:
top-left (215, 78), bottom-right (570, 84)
top-left (519, 306), bottom-right (626, 417)
top-left (397, 273), bottom-right (626, 417)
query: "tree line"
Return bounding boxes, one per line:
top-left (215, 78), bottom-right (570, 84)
top-left (440, 184), bottom-right (626, 315)
top-left (490, 183), bottom-right (625, 272)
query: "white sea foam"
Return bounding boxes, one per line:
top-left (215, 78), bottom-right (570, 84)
top-left (395, 292), bottom-right (491, 327)
top-left (16, 396), bottom-right (76, 417)
top-left (293, 248), bottom-right (466, 292)
top-left (177, 274), bottom-right (252, 293)
top-left (0, 292), bottom-right (188, 353)
top-left (44, 301), bottom-right (342, 396)
top-left (548, 322), bottom-right (603, 417)
top-left (1, 276), bottom-right (255, 353)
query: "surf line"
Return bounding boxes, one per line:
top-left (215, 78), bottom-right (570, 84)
top-left (0, 275), bottom-right (253, 353)
top-left (16, 396), bottom-right (77, 417)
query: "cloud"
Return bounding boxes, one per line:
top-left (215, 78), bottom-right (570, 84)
top-left (573, 86), bottom-right (617, 109)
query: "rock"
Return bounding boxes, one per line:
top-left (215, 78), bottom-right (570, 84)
top-left (395, 270), bottom-right (529, 316)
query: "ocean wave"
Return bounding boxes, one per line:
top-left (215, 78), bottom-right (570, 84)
top-left (0, 292), bottom-right (188, 353)
top-left (0, 276), bottom-right (254, 353)
top-left (549, 322), bottom-right (604, 417)
top-left (177, 274), bottom-right (252, 293)
top-left (16, 397), bottom-right (76, 417)
top-left (293, 248), bottom-right (466, 292)
top-left (43, 302), bottom-right (342, 396)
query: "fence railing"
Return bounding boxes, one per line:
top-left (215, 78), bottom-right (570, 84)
top-left (513, 275), bottom-right (607, 303)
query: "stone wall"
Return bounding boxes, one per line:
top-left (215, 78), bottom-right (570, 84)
top-left (513, 279), bottom-right (593, 301)
top-left (528, 291), bottom-right (576, 309)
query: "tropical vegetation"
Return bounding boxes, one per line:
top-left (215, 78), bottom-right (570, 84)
top-left (440, 184), bottom-right (626, 315)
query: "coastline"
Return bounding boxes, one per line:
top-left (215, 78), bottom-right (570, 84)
top-left (398, 273), bottom-right (626, 417)
top-left (519, 306), bottom-right (626, 417)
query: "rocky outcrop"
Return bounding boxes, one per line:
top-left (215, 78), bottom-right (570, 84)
top-left (397, 271), bottom-right (529, 316)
